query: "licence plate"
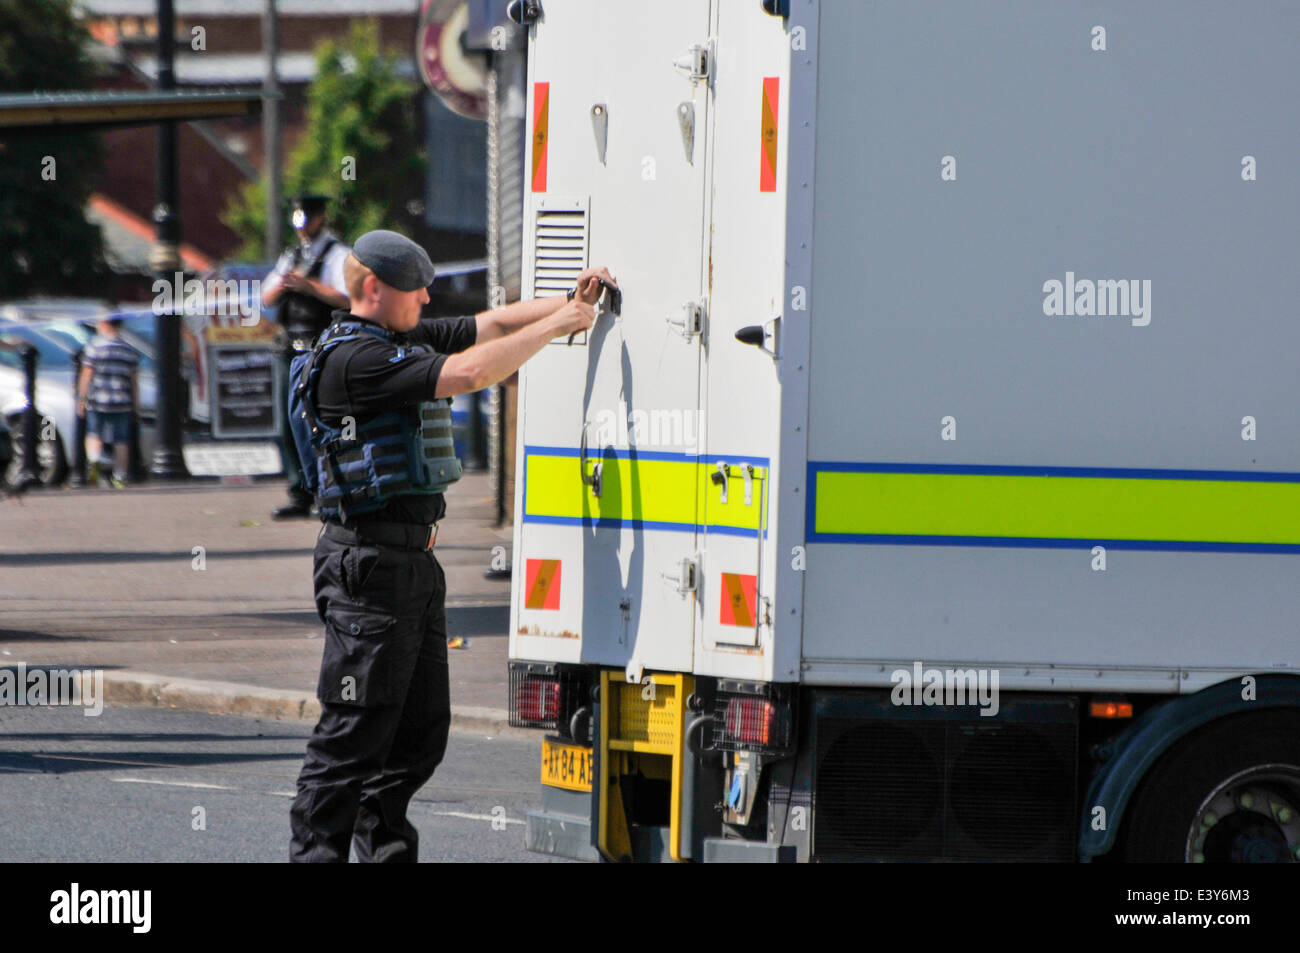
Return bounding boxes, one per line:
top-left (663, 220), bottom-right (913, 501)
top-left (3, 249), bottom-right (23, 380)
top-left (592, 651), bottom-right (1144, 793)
top-left (540, 738), bottom-right (594, 792)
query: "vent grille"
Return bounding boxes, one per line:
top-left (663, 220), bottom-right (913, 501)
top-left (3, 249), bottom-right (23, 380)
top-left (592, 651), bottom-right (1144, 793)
top-left (812, 694), bottom-right (1077, 861)
top-left (533, 202), bottom-right (588, 298)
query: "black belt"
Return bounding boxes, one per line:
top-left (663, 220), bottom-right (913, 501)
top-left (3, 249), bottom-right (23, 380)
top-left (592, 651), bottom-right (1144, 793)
top-left (323, 519), bottom-right (438, 551)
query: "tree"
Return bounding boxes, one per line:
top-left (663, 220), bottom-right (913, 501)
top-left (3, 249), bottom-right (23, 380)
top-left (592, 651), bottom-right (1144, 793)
top-left (0, 0), bottom-right (108, 297)
top-left (224, 20), bottom-right (428, 259)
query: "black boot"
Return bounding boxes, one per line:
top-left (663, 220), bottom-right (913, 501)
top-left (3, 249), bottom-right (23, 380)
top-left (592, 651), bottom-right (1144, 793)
top-left (273, 498), bottom-right (315, 520)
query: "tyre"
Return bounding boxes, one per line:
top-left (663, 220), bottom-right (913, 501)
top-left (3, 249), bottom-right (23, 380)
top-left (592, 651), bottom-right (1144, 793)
top-left (1118, 710), bottom-right (1300, 862)
top-left (4, 414), bottom-right (69, 488)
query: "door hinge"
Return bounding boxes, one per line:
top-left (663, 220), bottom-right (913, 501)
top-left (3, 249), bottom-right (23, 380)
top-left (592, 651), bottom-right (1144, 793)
top-left (506, 0), bottom-right (542, 26)
top-left (667, 298), bottom-right (705, 340)
top-left (673, 39), bottom-right (716, 86)
top-left (662, 554), bottom-right (700, 597)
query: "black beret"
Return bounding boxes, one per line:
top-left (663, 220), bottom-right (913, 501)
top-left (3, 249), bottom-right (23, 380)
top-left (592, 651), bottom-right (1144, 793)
top-left (352, 230), bottom-right (437, 292)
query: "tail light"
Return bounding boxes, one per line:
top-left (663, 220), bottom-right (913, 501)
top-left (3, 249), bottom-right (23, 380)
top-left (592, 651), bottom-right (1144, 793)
top-left (712, 680), bottom-right (794, 754)
top-left (508, 661), bottom-right (587, 733)
top-left (725, 697), bottom-right (776, 745)
top-left (518, 678), bottom-right (561, 723)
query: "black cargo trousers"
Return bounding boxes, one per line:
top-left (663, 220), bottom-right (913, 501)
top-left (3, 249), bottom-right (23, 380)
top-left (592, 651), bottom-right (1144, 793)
top-left (289, 525), bottom-right (450, 862)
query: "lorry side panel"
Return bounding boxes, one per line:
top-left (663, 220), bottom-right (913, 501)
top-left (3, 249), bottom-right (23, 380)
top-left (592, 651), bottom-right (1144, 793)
top-left (802, 0), bottom-right (1300, 689)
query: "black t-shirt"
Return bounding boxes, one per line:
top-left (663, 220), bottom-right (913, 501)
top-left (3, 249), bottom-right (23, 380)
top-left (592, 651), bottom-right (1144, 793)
top-left (313, 309), bottom-right (477, 525)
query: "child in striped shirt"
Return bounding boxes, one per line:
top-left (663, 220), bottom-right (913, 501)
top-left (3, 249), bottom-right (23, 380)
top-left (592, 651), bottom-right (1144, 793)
top-left (77, 317), bottom-right (140, 488)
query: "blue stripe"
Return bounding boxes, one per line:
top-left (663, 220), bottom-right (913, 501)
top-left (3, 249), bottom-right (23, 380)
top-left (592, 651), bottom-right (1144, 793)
top-left (525, 444), bottom-right (770, 467)
top-left (522, 513), bottom-right (766, 538)
top-left (806, 532), bottom-right (1300, 555)
top-left (809, 460), bottom-right (1300, 483)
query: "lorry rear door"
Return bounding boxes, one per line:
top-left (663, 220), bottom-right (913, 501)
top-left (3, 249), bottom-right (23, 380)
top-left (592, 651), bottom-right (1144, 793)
top-left (693, 2), bottom-right (790, 666)
top-left (513, 0), bottom-right (715, 675)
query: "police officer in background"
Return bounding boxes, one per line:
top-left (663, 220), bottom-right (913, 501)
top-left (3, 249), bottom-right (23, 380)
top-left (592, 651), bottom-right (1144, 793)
top-left (262, 194), bottom-right (352, 519)
top-left (288, 229), bottom-right (612, 862)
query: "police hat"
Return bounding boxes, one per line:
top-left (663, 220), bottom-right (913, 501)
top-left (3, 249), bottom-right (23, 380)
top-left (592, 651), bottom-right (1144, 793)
top-left (292, 194), bottom-right (330, 217)
top-left (352, 230), bottom-right (437, 292)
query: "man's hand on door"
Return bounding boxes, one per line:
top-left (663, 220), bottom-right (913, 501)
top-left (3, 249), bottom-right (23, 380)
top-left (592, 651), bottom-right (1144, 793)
top-left (574, 267), bottom-right (618, 306)
top-left (551, 299), bottom-right (596, 340)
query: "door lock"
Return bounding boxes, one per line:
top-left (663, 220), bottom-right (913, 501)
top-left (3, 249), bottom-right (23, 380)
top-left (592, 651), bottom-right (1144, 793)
top-left (579, 420), bottom-right (603, 498)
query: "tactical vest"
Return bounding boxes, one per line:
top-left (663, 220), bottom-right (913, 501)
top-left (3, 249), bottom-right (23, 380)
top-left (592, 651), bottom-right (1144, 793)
top-left (280, 236), bottom-right (339, 341)
top-left (288, 320), bottom-right (462, 522)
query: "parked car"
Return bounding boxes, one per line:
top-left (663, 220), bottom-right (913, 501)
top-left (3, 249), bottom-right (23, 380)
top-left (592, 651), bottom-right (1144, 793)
top-left (0, 317), bottom-right (157, 487)
top-left (0, 322), bottom-right (79, 487)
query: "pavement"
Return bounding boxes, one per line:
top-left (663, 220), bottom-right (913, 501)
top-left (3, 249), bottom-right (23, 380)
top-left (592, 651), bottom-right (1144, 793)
top-left (0, 472), bottom-right (527, 735)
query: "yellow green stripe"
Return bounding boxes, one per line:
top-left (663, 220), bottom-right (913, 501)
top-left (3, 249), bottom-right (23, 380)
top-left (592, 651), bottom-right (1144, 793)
top-left (522, 449), bottom-right (767, 536)
top-left (812, 468), bottom-right (1300, 547)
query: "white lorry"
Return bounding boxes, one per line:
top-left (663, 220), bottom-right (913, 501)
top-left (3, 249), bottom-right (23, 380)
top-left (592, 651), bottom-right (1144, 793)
top-left (505, 0), bottom-right (1300, 862)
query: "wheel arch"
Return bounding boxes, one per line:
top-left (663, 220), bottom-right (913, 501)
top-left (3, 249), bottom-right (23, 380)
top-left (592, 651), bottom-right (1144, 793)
top-left (1078, 674), bottom-right (1300, 860)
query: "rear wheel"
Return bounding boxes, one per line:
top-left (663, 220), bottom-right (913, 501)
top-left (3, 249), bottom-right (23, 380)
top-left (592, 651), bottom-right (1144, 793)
top-left (1119, 711), bottom-right (1300, 862)
top-left (4, 414), bottom-right (68, 488)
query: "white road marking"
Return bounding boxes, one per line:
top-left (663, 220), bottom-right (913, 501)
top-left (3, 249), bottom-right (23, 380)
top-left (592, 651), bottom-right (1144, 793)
top-left (112, 777), bottom-right (234, 790)
top-left (432, 810), bottom-right (525, 825)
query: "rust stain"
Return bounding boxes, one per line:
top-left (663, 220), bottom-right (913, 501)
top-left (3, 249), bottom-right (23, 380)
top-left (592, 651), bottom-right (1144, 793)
top-left (517, 625), bottom-right (581, 639)
top-left (712, 643), bottom-right (764, 656)
top-left (708, 220), bottom-right (714, 295)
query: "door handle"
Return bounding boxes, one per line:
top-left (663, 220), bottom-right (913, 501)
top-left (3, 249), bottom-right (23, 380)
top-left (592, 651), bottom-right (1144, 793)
top-left (577, 421), bottom-right (600, 499)
top-left (567, 277), bottom-right (622, 345)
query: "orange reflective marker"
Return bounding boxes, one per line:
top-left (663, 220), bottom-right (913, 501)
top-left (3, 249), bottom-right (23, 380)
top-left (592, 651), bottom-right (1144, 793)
top-left (720, 572), bottom-right (757, 627)
top-left (531, 81), bottom-right (549, 193)
top-left (759, 76), bottom-right (779, 192)
top-left (1089, 700), bottom-right (1134, 719)
top-left (524, 558), bottom-right (561, 610)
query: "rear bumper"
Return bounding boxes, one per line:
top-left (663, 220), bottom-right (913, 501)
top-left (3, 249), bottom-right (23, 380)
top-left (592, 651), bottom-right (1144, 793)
top-left (526, 810), bottom-right (598, 862)
top-left (702, 839), bottom-right (796, 863)
top-left (524, 785), bottom-right (599, 862)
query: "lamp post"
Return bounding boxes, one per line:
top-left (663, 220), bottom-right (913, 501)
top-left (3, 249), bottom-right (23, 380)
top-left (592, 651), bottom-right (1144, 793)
top-left (149, 0), bottom-right (189, 479)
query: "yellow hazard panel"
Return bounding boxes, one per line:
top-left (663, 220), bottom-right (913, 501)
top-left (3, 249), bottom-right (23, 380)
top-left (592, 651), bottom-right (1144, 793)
top-left (613, 679), bottom-right (679, 753)
top-left (597, 671), bottom-right (694, 862)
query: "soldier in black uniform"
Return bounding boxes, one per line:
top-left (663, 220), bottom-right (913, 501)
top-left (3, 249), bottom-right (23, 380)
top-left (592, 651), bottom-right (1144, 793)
top-left (262, 195), bottom-right (352, 519)
top-left (288, 229), bottom-right (613, 862)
